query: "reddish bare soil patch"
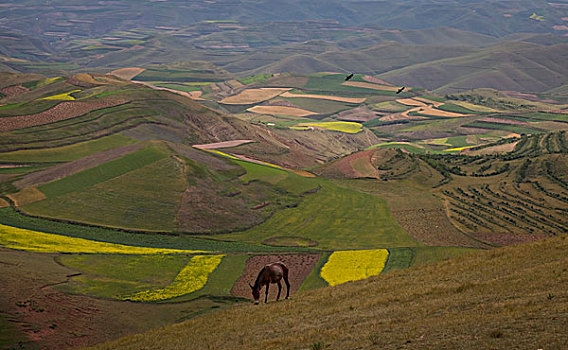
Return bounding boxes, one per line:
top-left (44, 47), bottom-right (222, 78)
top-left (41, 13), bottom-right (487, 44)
top-left (341, 81), bottom-right (400, 92)
top-left (363, 75), bottom-right (392, 86)
top-left (0, 99), bottom-right (126, 132)
top-left (231, 254), bottom-right (320, 301)
top-left (418, 106), bottom-right (469, 118)
top-left (281, 92), bottom-right (365, 104)
top-left (1, 84), bottom-right (29, 98)
top-left (322, 149), bottom-right (377, 178)
top-left (220, 88), bottom-right (291, 105)
top-left (14, 143), bottom-right (143, 189)
top-left (413, 97), bottom-right (443, 107)
top-left (396, 98), bottom-right (427, 107)
top-left (109, 68), bottom-right (146, 81)
top-left (247, 105), bottom-right (317, 117)
top-left (193, 140), bottom-right (254, 150)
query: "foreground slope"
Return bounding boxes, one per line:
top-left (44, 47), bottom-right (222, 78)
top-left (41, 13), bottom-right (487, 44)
top-left (90, 236), bottom-right (568, 350)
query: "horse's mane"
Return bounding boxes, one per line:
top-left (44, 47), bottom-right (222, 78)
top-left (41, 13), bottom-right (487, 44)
top-left (253, 266), bottom-right (267, 287)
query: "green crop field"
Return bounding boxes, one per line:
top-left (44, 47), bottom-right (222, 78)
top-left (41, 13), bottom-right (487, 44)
top-left (304, 75), bottom-right (381, 93)
top-left (410, 246), bottom-right (478, 266)
top-left (463, 120), bottom-right (541, 135)
top-left (237, 160), bottom-right (318, 195)
top-left (35, 145), bottom-right (167, 198)
top-left (298, 252), bottom-right (331, 291)
top-left (27, 153), bottom-right (182, 231)
top-left (0, 165), bottom-right (49, 174)
top-left (0, 207), bottom-right (309, 253)
top-left (205, 179), bottom-right (418, 250)
top-left (238, 73), bottom-right (272, 85)
top-left (438, 102), bottom-right (480, 114)
top-left (0, 100), bottom-right (58, 117)
top-left (0, 135), bottom-right (136, 163)
top-left (55, 254), bottom-right (192, 299)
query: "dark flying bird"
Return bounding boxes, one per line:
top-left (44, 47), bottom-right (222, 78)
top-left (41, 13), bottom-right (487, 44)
top-left (345, 73), bottom-right (354, 81)
top-left (396, 86), bottom-right (405, 94)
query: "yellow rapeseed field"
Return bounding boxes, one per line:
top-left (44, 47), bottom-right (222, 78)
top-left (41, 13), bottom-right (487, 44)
top-left (41, 89), bottom-right (81, 100)
top-left (444, 146), bottom-right (474, 152)
top-left (122, 254), bottom-right (224, 301)
top-left (320, 249), bottom-right (389, 286)
top-left (0, 224), bottom-right (208, 254)
top-left (299, 121), bottom-right (363, 134)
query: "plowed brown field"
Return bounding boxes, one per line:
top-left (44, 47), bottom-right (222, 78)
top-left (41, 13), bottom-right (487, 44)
top-left (341, 81), bottom-right (400, 92)
top-left (231, 254), bottom-right (320, 301)
top-left (0, 99), bottom-right (126, 132)
top-left (1, 85), bottom-right (29, 98)
top-left (220, 88), bottom-right (291, 105)
top-left (192, 140), bottom-right (254, 150)
top-left (109, 68), bottom-right (146, 81)
top-left (281, 92), bottom-right (365, 104)
top-left (363, 75), bottom-right (393, 85)
top-left (246, 105), bottom-right (317, 117)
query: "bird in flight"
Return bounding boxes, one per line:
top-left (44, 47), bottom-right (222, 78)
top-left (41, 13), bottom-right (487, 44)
top-left (396, 86), bottom-right (405, 94)
top-left (345, 73), bottom-right (354, 81)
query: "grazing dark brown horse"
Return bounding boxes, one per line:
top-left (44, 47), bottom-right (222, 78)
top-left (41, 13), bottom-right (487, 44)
top-left (249, 262), bottom-right (290, 305)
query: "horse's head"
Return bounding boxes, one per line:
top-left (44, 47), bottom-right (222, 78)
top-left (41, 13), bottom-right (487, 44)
top-left (249, 283), bottom-right (260, 305)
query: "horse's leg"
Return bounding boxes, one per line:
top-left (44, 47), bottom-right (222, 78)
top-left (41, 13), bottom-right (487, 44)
top-left (276, 281), bottom-right (282, 301)
top-left (264, 283), bottom-right (269, 304)
top-left (283, 267), bottom-right (290, 299)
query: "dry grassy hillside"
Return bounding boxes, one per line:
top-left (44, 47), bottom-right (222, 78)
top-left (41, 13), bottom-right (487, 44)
top-left (89, 236), bottom-right (568, 350)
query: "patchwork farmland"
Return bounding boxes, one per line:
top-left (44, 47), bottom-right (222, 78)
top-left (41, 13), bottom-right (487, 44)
top-left (0, 70), bottom-right (567, 349)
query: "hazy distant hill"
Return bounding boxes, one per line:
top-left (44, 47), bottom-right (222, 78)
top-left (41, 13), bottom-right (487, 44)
top-left (1, 1), bottom-right (566, 94)
top-left (379, 41), bottom-right (568, 94)
top-left (1, 0), bottom-right (565, 37)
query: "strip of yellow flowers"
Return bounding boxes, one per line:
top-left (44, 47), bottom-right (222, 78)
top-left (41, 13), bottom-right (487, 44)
top-left (122, 254), bottom-right (224, 301)
top-left (41, 89), bottom-right (81, 100)
top-left (0, 224), bottom-right (208, 254)
top-left (320, 249), bottom-right (389, 286)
